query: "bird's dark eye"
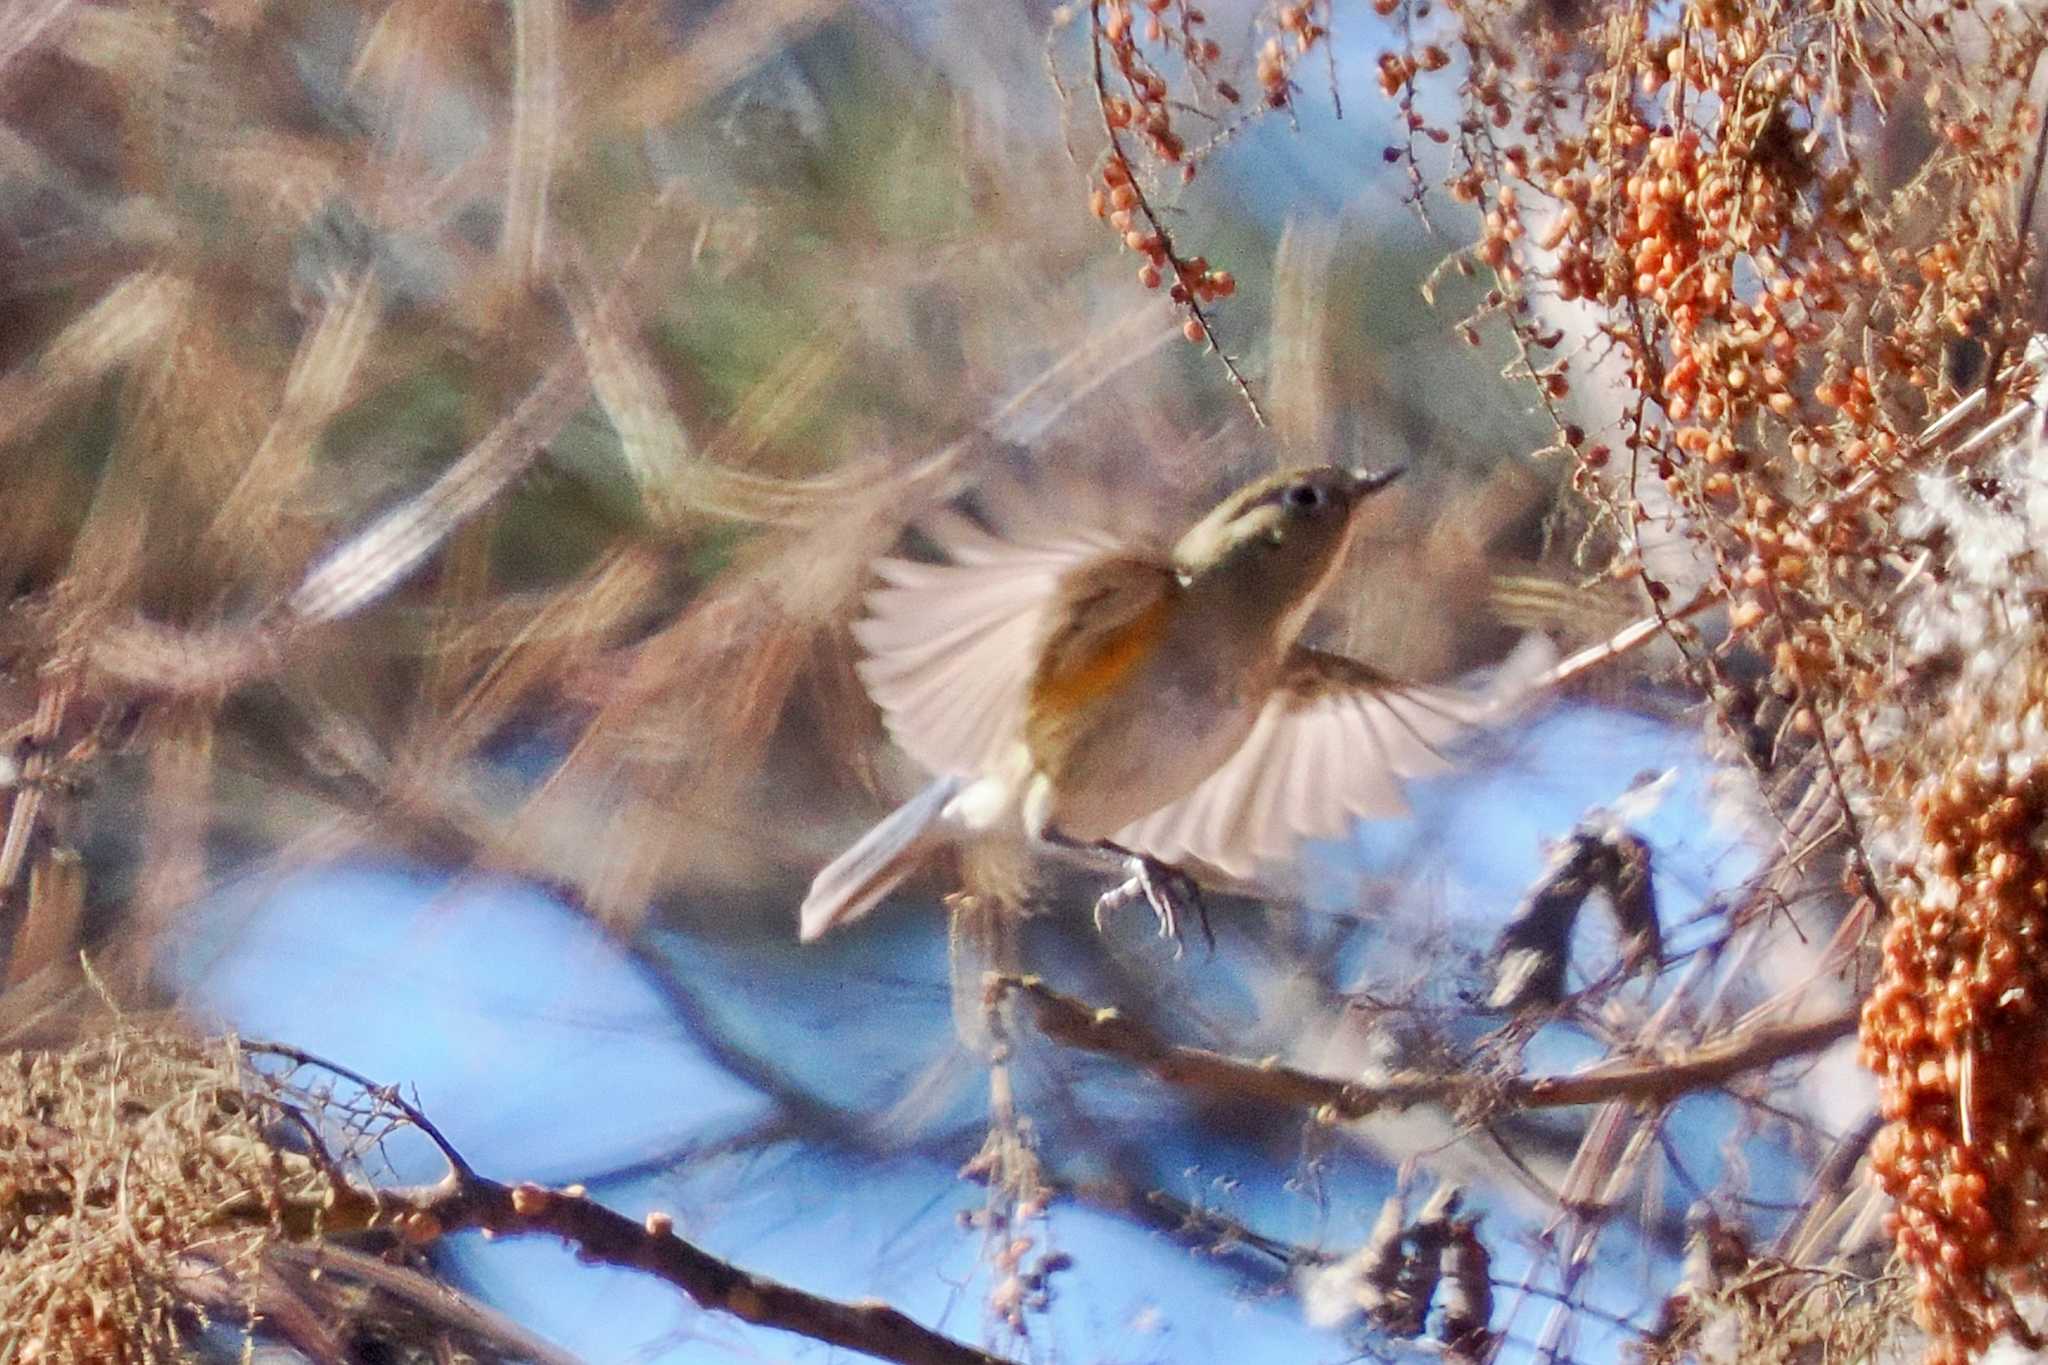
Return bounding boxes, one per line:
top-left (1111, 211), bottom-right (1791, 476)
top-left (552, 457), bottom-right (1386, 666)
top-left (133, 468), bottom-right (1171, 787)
top-left (1284, 481), bottom-right (1324, 510)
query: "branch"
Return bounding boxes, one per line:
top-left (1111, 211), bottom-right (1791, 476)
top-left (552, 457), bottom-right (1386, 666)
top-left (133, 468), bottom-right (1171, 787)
top-left (380, 1175), bottom-right (1010, 1365)
top-left (245, 1043), bottom-right (1010, 1365)
top-left (992, 975), bottom-right (1856, 1120)
top-left (1514, 1009), bottom-right (1858, 1108)
top-left (245, 1039), bottom-right (476, 1179)
top-left (284, 345), bottom-right (591, 624)
top-left (1087, 0), bottom-right (1265, 426)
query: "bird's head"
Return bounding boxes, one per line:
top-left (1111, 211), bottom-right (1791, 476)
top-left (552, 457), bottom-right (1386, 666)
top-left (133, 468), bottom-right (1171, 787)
top-left (1171, 465), bottom-right (1405, 626)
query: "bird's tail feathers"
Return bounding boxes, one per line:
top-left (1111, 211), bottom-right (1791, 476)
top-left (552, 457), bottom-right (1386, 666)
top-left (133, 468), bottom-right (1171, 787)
top-left (799, 776), bottom-right (964, 942)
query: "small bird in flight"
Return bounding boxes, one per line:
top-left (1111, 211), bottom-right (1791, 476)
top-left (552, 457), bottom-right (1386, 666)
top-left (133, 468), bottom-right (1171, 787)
top-left (801, 464), bottom-right (1543, 942)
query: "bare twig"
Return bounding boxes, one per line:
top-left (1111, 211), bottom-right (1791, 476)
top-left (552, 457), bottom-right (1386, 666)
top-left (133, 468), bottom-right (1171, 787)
top-left (243, 1038), bottom-right (476, 1180)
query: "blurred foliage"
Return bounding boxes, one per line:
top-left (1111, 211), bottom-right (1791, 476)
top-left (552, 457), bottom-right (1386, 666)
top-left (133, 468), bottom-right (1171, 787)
top-left (17, 0), bottom-right (2032, 1362)
top-left (0, 0), bottom-right (1554, 974)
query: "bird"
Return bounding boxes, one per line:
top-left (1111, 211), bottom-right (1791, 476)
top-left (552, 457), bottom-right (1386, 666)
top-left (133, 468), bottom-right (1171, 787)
top-left (799, 464), bottom-right (1545, 943)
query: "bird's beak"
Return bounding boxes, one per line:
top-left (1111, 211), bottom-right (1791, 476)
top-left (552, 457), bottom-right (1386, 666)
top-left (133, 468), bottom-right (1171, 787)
top-left (1350, 464), bottom-right (1407, 497)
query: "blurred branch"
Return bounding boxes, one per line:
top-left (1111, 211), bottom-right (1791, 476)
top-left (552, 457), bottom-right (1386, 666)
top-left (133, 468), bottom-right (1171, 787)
top-left (992, 975), bottom-right (1856, 1119)
top-left (285, 344), bottom-right (591, 624)
top-left (251, 1244), bottom-right (590, 1365)
top-left (1523, 584), bottom-right (1725, 694)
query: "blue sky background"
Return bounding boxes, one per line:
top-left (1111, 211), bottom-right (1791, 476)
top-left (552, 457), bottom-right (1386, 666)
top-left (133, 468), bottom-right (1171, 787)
top-left (169, 696), bottom-right (1841, 1364)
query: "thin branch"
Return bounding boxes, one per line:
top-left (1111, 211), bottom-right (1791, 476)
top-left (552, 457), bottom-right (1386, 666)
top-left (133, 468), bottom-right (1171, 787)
top-left (991, 975), bottom-right (1857, 1120)
top-left (384, 1173), bottom-right (1010, 1365)
top-left (1088, 0), bottom-right (1266, 426)
top-left (1524, 584), bottom-right (1726, 693)
top-left (242, 1038), bottom-right (476, 1180)
top-left (243, 1041), bottom-right (1009, 1365)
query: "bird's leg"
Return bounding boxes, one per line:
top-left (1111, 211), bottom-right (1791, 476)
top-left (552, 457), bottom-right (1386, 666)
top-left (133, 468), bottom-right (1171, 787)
top-left (1090, 844), bottom-right (1213, 956)
top-left (1035, 828), bottom-right (1213, 954)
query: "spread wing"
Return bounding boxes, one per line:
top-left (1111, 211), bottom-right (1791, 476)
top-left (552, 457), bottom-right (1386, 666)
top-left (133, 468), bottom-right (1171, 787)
top-left (1113, 634), bottom-right (1555, 879)
top-left (851, 513), bottom-right (1129, 778)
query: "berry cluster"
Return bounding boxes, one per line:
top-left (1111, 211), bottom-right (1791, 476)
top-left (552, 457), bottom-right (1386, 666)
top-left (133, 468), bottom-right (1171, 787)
top-left (1083, 0), bottom-right (1250, 355)
top-left (1094, 0), bottom-right (1225, 165)
top-left (1072, 0), bottom-right (1352, 411)
top-left (1262, 3), bottom-right (1330, 107)
top-left (1366, 3), bottom-right (2048, 1359)
top-left (1088, 154), bottom-right (1238, 342)
top-left (1864, 733), bottom-right (2048, 1363)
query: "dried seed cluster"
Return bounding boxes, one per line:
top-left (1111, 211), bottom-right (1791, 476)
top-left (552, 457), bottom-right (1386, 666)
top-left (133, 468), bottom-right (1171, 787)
top-left (1487, 821), bottom-right (1659, 1012)
top-left (1, 1031), bottom-right (356, 1364)
top-left (1864, 740), bottom-right (2048, 1362)
top-left (1301, 1185), bottom-right (1494, 1358)
top-left (1643, 1200), bottom-right (1904, 1362)
top-left (1384, 0), bottom-right (2040, 652)
top-left (1854, 371), bottom-right (2048, 1361)
top-left (1362, 3), bottom-right (2048, 1360)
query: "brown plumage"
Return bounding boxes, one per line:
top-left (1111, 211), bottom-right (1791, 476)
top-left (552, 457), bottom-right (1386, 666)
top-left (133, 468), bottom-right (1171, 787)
top-left (800, 465), bottom-right (1549, 941)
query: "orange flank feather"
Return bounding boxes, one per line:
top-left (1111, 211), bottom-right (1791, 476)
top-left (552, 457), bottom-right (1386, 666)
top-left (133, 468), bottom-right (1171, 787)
top-left (1029, 588), bottom-right (1173, 721)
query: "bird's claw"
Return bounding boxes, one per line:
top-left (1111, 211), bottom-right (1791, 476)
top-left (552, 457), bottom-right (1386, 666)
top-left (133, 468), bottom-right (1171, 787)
top-left (1093, 855), bottom-right (1212, 956)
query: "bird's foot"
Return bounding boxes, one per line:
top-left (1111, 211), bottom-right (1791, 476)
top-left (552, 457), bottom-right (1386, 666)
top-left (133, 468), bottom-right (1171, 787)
top-left (1093, 854), bottom-right (1213, 956)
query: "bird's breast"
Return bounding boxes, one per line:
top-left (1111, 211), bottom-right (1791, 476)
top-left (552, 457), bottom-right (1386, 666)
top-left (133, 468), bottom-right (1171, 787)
top-left (1022, 601), bottom-right (1270, 843)
top-left (1028, 590), bottom-right (1176, 726)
